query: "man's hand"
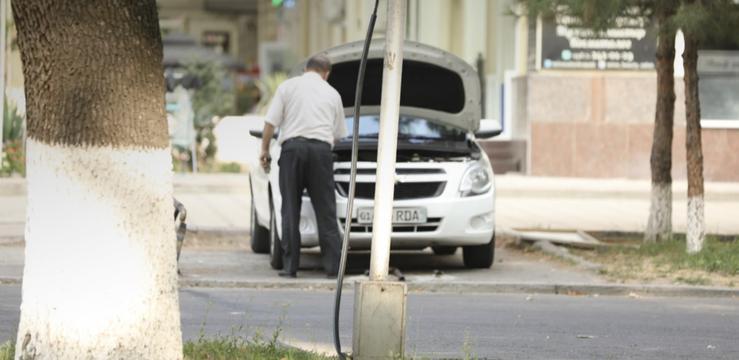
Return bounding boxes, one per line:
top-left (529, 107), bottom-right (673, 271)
top-left (260, 122), bottom-right (276, 173)
top-left (259, 150), bottom-right (271, 173)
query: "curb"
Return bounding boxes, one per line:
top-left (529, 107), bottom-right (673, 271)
top-left (3, 276), bottom-right (737, 298)
top-left (177, 279), bottom-right (739, 298)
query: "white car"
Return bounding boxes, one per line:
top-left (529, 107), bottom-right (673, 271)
top-left (249, 40), bottom-right (500, 269)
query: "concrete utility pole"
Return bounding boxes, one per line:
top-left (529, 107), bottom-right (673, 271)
top-left (352, 1), bottom-right (407, 359)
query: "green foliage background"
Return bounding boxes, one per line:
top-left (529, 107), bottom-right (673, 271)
top-left (175, 62), bottom-right (235, 171)
top-left (1, 99), bottom-right (25, 177)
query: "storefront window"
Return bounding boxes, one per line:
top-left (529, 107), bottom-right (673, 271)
top-left (698, 51), bottom-right (739, 128)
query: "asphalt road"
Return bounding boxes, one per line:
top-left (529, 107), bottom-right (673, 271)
top-left (1, 285), bottom-right (738, 359)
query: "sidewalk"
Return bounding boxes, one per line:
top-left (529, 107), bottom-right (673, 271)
top-left (495, 175), bottom-right (739, 234)
top-left (1, 173), bottom-right (738, 297)
top-left (3, 236), bottom-right (737, 298)
top-left (3, 173), bottom-right (739, 238)
top-left (0, 174), bottom-right (252, 241)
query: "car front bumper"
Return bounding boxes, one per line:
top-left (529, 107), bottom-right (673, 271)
top-left (297, 190), bottom-right (495, 249)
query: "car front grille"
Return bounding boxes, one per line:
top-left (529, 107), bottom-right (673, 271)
top-left (339, 218), bottom-right (443, 233)
top-left (334, 168), bottom-right (446, 175)
top-left (336, 181), bottom-right (446, 199)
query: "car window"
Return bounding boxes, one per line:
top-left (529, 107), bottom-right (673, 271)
top-left (342, 115), bottom-right (466, 141)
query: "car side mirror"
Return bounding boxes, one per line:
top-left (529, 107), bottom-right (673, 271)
top-left (475, 119), bottom-right (502, 139)
top-left (249, 130), bottom-right (278, 139)
top-left (474, 129), bottom-right (502, 139)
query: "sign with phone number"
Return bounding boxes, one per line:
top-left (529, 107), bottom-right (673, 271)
top-left (539, 12), bottom-right (656, 71)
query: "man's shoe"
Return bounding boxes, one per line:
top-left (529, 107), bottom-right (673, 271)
top-left (278, 271), bottom-right (297, 278)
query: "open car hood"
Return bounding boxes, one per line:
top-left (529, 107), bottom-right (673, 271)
top-left (296, 40), bottom-right (482, 133)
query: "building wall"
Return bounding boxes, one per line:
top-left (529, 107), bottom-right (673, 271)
top-left (253, 1), bottom-right (739, 182)
top-left (158, 0), bottom-right (257, 64)
top-left (259, 0), bottom-right (517, 124)
top-left (256, 0), bottom-right (362, 73)
top-left (524, 72), bottom-right (739, 181)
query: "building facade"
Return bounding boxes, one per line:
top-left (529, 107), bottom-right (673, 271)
top-left (259, 0), bottom-right (738, 181)
top-left (516, 15), bottom-right (739, 181)
top-left (3, 0), bottom-right (735, 181)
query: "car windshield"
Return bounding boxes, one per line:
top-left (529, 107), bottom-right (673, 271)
top-left (341, 115), bottom-right (466, 142)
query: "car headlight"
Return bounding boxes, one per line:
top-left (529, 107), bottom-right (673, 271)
top-left (459, 162), bottom-right (492, 197)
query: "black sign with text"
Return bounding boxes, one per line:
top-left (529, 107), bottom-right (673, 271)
top-left (540, 13), bottom-right (657, 71)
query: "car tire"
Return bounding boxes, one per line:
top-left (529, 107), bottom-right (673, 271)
top-left (269, 205), bottom-right (284, 270)
top-left (432, 246), bottom-right (457, 255)
top-left (462, 233), bottom-right (495, 269)
top-left (250, 191), bottom-right (270, 254)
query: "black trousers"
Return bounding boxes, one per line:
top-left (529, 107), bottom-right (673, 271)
top-left (278, 138), bottom-right (341, 274)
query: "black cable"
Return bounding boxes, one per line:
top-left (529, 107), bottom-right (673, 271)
top-left (333, 0), bottom-right (380, 358)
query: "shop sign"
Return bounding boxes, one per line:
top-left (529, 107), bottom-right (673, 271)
top-left (539, 12), bottom-right (656, 71)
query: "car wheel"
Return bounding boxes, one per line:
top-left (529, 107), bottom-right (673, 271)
top-left (250, 191), bottom-right (270, 254)
top-left (462, 233), bottom-right (495, 269)
top-left (432, 246), bottom-right (457, 255)
top-left (269, 205), bottom-right (284, 270)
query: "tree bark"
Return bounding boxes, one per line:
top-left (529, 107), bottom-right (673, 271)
top-left (645, 17), bottom-right (677, 243)
top-left (12, 1), bottom-right (182, 358)
top-left (682, 31), bottom-right (705, 254)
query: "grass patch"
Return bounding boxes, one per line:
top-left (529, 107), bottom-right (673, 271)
top-left (184, 335), bottom-right (330, 360)
top-left (0, 335), bottom-right (331, 360)
top-left (574, 235), bottom-right (739, 286)
top-left (217, 162), bottom-right (243, 173)
top-left (185, 303), bottom-right (330, 360)
top-left (617, 235), bottom-right (738, 276)
top-left (0, 341), bottom-right (13, 360)
top-left (0, 335), bottom-right (485, 359)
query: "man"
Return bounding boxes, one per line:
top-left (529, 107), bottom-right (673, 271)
top-left (259, 55), bottom-right (347, 278)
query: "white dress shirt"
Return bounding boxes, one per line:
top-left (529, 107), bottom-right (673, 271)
top-left (265, 71), bottom-right (348, 146)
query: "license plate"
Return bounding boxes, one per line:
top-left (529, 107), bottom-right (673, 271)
top-left (356, 207), bottom-right (427, 224)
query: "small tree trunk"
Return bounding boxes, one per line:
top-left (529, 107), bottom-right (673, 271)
top-left (645, 20), bottom-right (677, 243)
top-left (682, 31), bottom-right (705, 254)
top-left (13, 1), bottom-right (183, 358)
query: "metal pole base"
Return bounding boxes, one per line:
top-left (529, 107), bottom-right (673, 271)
top-left (352, 280), bottom-right (407, 359)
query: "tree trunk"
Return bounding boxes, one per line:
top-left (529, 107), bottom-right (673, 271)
top-left (645, 19), bottom-right (677, 243)
top-left (12, 1), bottom-right (183, 358)
top-left (682, 31), bottom-right (705, 254)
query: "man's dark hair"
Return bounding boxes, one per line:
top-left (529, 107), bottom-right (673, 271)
top-left (305, 55), bottom-right (332, 73)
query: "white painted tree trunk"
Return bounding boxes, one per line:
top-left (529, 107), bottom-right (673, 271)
top-left (682, 31), bottom-right (705, 256)
top-left (645, 183), bottom-right (672, 242)
top-left (15, 139), bottom-right (183, 359)
top-left (686, 195), bottom-right (704, 254)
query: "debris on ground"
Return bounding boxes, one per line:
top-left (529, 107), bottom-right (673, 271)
top-left (531, 240), bottom-right (603, 272)
top-left (517, 230), bottom-right (604, 249)
top-left (391, 267), bottom-right (406, 281)
top-left (501, 228), bottom-right (605, 271)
